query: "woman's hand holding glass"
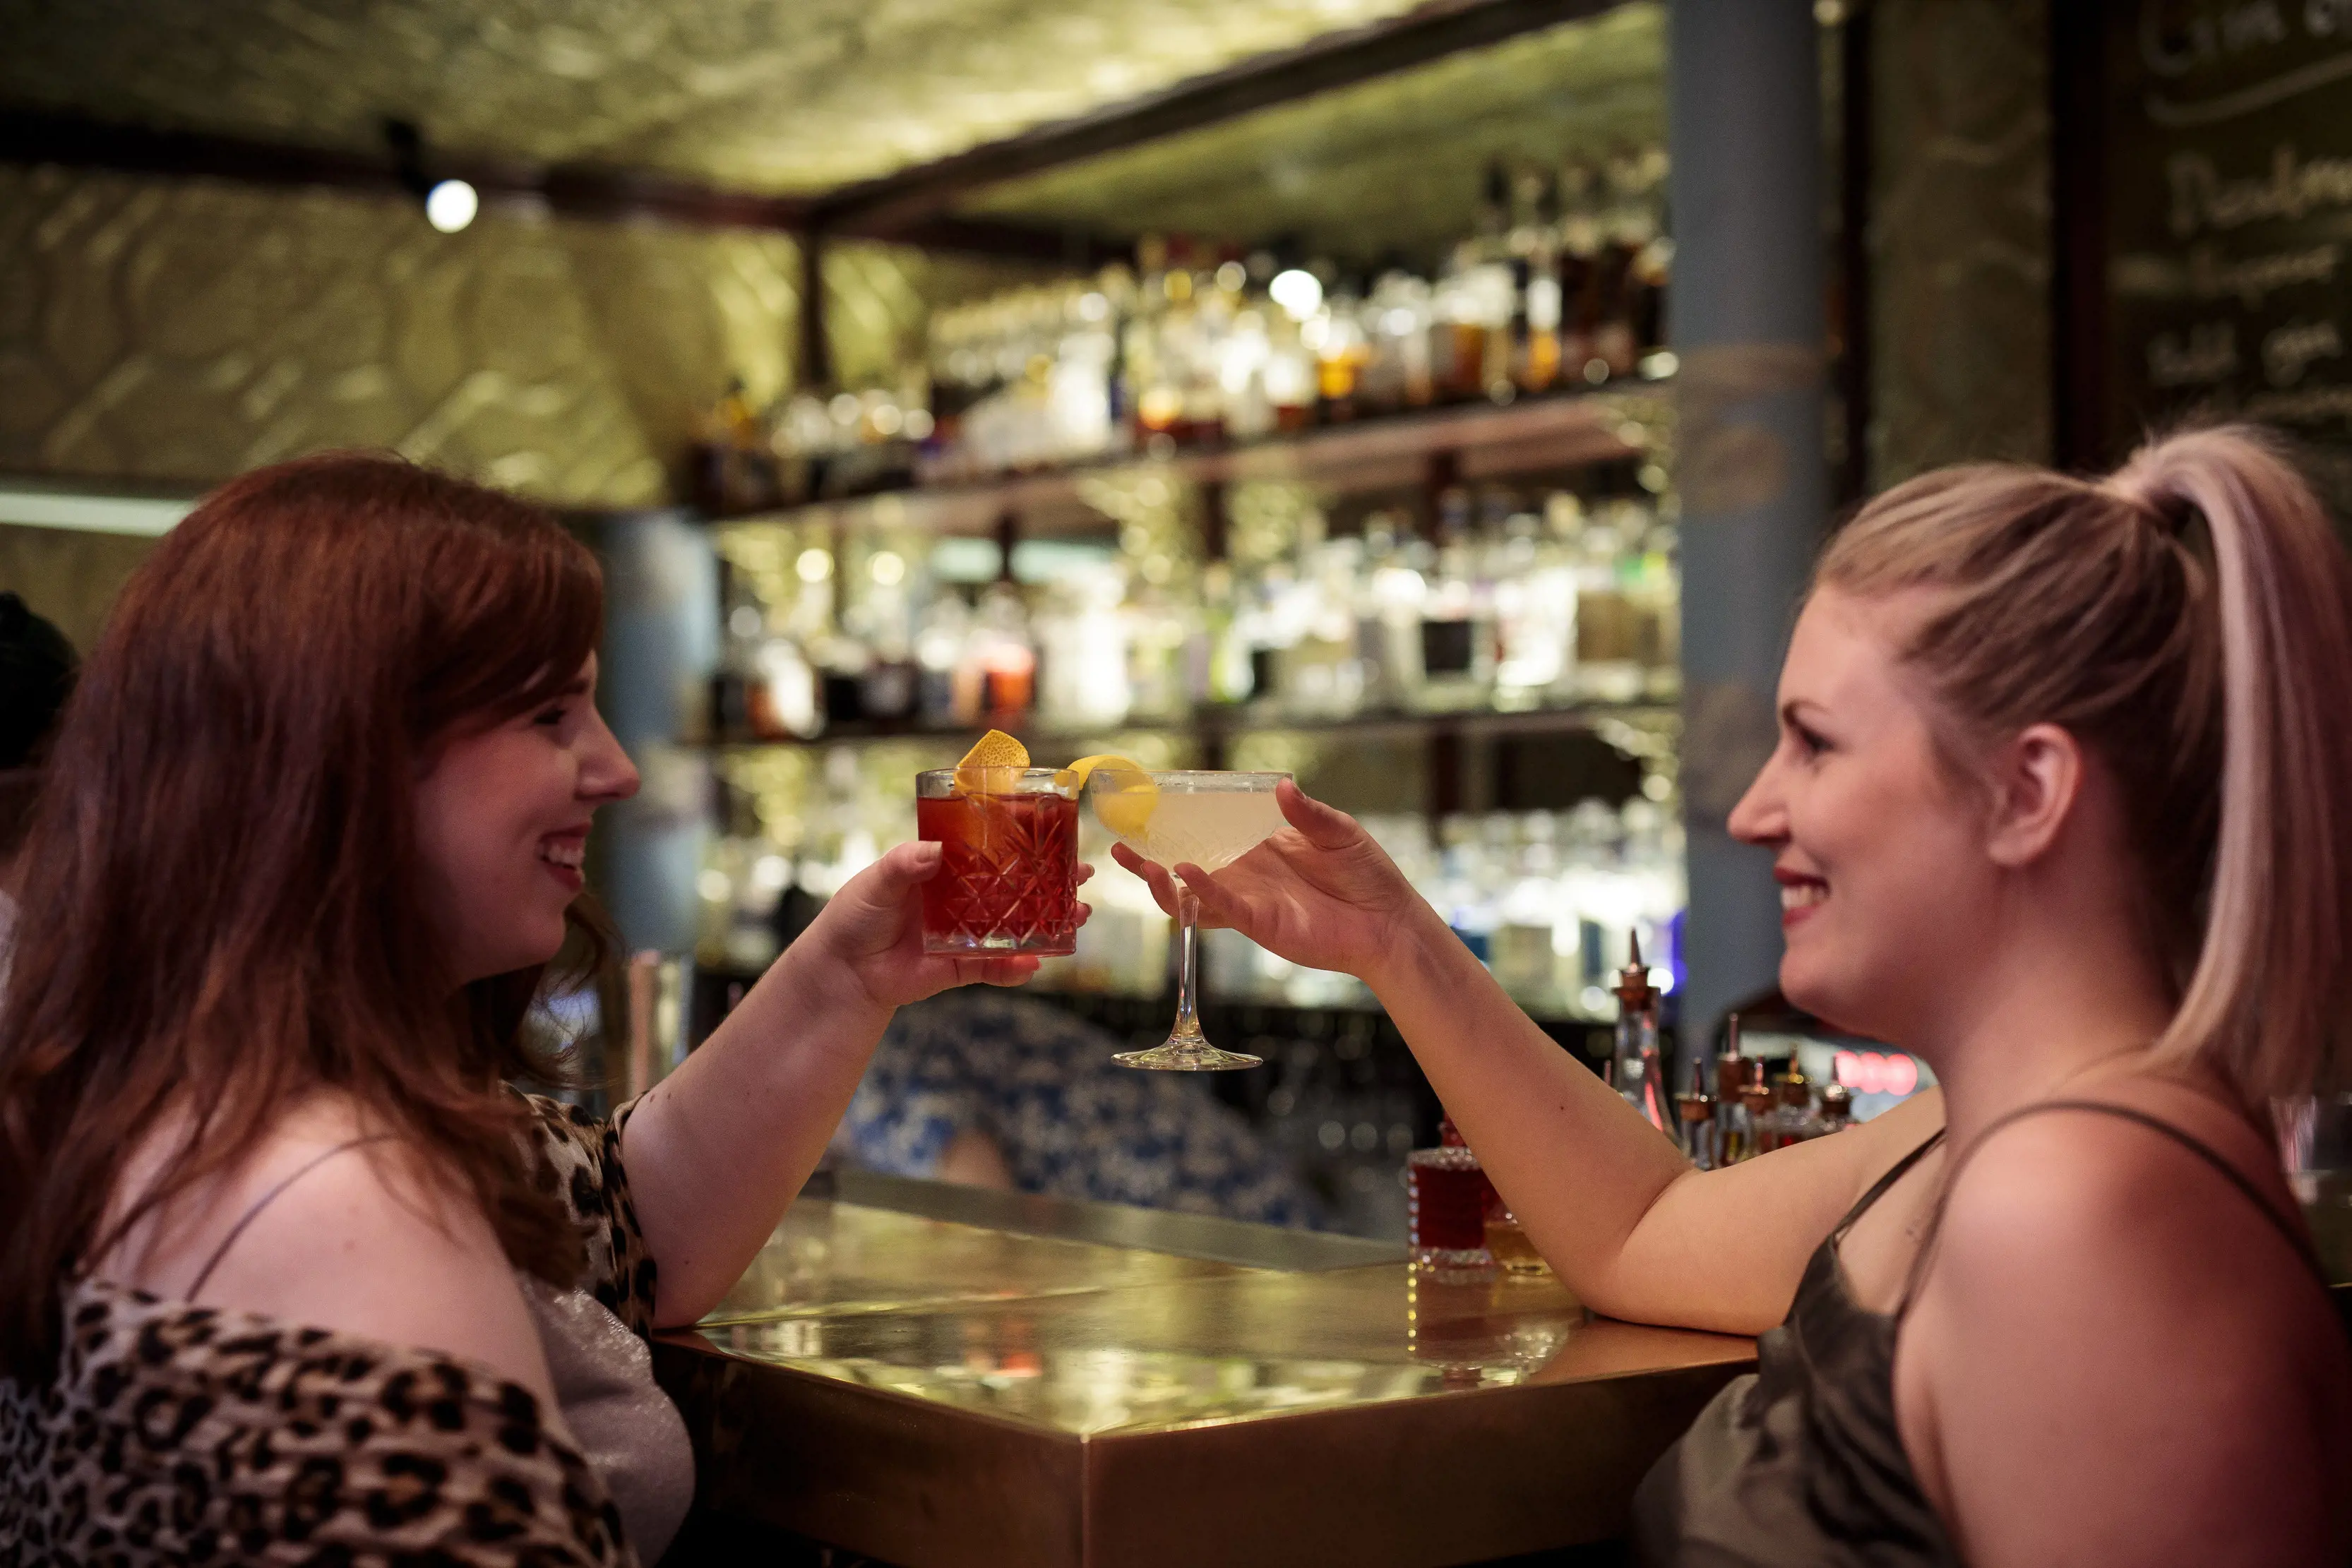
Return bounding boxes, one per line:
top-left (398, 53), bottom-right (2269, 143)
top-left (1108, 780), bottom-right (1423, 984)
top-left (811, 840), bottom-right (1096, 1011)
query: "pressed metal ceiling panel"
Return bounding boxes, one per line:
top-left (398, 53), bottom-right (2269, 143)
top-left (963, 4), bottom-right (1663, 270)
top-left (0, 0), bottom-right (1431, 195)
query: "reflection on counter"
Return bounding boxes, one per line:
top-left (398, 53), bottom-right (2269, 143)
top-left (696, 1192), bottom-right (1588, 1437)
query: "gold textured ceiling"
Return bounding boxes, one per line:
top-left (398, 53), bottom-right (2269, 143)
top-left (966, 3), bottom-right (1662, 269)
top-left (0, 0), bottom-right (1431, 195)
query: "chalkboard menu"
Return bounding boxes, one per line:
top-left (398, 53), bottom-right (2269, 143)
top-left (2095, 1), bottom-right (2352, 477)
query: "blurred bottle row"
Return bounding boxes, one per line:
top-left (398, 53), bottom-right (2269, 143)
top-left (706, 474), bottom-right (1677, 743)
top-left (1198, 803), bottom-right (1686, 1021)
top-left (689, 154), bottom-right (1671, 513)
top-left (698, 749), bottom-right (1683, 1026)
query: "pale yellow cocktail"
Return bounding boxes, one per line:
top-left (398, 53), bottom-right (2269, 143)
top-left (1079, 768), bottom-right (1291, 1071)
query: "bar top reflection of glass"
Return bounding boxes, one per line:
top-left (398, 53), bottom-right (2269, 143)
top-left (1095, 771), bottom-right (1289, 1071)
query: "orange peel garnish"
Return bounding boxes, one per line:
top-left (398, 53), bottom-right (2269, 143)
top-left (1058, 753), bottom-right (1157, 838)
top-left (954, 729), bottom-right (1029, 794)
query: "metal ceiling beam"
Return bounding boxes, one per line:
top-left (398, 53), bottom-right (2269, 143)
top-left (0, 107), bottom-right (1097, 262)
top-left (809, 0), bottom-right (1624, 235)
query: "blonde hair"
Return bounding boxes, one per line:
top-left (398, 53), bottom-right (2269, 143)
top-left (1817, 426), bottom-right (2352, 1103)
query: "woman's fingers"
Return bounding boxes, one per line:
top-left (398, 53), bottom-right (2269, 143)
top-left (1174, 864), bottom-right (1248, 932)
top-left (1275, 779), bottom-right (1361, 851)
top-left (865, 839), bottom-right (945, 897)
top-left (1110, 844), bottom-right (1182, 915)
top-left (957, 954), bottom-right (1039, 988)
top-left (1073, 862), bottom-right (1097, 887)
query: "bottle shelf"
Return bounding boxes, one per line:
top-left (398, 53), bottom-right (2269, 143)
top-left (709, 378), bottom-right (1671, 538)
top-left (686, 695), bottom-right (1678, 753)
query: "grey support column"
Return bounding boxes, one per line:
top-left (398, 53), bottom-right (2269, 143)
top-left (1669, 0), bottom-right (1827, 1048)
top-left (592, 510), bottom-right (719, 957)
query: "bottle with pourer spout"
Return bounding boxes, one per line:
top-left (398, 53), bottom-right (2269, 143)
top-left (1612, 933), bottom-right (1670, 1133)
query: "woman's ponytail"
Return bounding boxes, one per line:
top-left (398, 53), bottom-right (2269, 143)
top-left (2107, 428), bottom-right (2352, 1101)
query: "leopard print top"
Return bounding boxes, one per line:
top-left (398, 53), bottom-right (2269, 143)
top-left (0, 1094), bottom-right (664, 1567)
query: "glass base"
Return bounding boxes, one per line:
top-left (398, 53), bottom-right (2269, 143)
top-left (1113, 1039), bottom-right (1263, 1072)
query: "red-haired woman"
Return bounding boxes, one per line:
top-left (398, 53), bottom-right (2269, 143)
top-left (1121, 426), bottom-right (2352, 1565)
top-left (0, 455), bottom-right (1054, 1566)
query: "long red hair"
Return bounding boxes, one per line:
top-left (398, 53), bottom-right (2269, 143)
top-left (0, 453), bottom-right (607, 1375)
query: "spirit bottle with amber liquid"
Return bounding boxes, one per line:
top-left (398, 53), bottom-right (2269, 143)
top-left (1613, 934), bottom-right (1671, 1133)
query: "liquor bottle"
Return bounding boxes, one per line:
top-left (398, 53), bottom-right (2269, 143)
top-left (1765, 1066), bottom-right (1816, 1151)
top-left (1613, 933), bottom-right (1671, 1133)
top-left (1714, 1014), bottom-right (1756, 1164)
top-left (1740, 1058), bottom-right (1779, 1155)
top-left (1282, 538), bottom-right (1366, 719)
top-left (1313, 275), bottom-right (1368, 423)
top-left (1407, 1117), bottom-right (1496, 1271)
top-left (965, 578), bottom-right (1037, 722)
top-left (1491, 822), bottom-right (1562, 1000)
top-left (1676, 1059), bottom-right (1719, 1171)
top-left (1517, 173), bottom-right (1565, 394)
top-left (1357, 513), bottom-right (1426, 711)
top-left (1574, 497), bottom-right (1644, 702)
top-left (1813, 1082), bottom-right (1856, 1137)
top-left (1414, 488), bottom-right (1493, 712)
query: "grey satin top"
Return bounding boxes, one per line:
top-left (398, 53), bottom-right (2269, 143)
top-left (1632, 1100), bottom-right (2332, 1567)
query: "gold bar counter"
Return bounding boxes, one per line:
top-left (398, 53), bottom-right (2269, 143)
top-left (651, 1172), bottom-right (1756, 1568)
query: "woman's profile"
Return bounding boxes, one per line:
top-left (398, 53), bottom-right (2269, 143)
top-left (1121, 424), bottom-right (2352, 1565)
top-left (0, 453), bottom-right (1053, 1565)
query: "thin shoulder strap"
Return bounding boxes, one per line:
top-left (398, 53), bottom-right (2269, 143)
top-left (1896, 1099), bottom-right (2322, 1321)
top-left (186, 1135), bottom-right (393, 1303)
top-left (1831, 1127), bottom-right (1950, 1243)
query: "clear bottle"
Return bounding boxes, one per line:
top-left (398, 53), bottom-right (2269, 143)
top-left (1714, 1015), bottom-right (1756, 1164)
top-left (1356, 514), bottom-right (1426, 711)
top-left (1492, 821), bottom-right (1563, 1001)
top-left (1766, 1067), bottom-right (1816, 1151)
top-left (1676, 1060), bottom-right (1719, 1171)
top-left (1415, 488), bottom-right (1494, 712)
top-left (1613, 933), bottom-right (1671, 1133)
top-left (1033, 564), bottom-right (1131, 729)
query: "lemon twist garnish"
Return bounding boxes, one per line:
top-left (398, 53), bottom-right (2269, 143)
top-left (1058, 753), bottom-right (1157, 839)
top-left (954, 729), bottom-right (1029, 794)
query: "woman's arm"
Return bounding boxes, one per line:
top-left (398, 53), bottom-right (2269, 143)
top-left (1123, 782), bottom-right (1942, 1334)
top-left (619, 840), bottom-right (1064, 1327)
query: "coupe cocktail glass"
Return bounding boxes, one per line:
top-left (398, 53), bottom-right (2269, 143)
top-left (917, 767), bottom-right (1080, 955)
top-left (1094, 770), bottom-right (1290, 1070)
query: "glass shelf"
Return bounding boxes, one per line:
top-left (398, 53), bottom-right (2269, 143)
top-left (707, 378), bottom-right (1673, 537)
top-left (686, 695), bottom-right (1678, 752)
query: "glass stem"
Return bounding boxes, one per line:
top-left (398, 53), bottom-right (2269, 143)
top-left (1171, 880), bottom-right (1204, 1044)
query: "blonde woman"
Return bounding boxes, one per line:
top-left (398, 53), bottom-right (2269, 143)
top-left (1119, 426), bottom-right (2352, 1566)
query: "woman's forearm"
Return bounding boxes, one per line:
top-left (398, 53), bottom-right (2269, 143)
top-left (1365, 902), bottom-right (1947, 1333)
top-left (619, 935), bottom-right (892, 1327)
top-left (1365, 899), bottom-right (1699, 1315)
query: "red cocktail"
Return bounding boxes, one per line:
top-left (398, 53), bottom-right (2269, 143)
top-left (916, 767), bottom-right (1080, 954)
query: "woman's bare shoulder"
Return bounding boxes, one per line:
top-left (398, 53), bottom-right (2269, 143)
top-left (104, 1092), bottom-right (560, 1408)
top-left (1906, 1094), bottom-right (2351, 1566)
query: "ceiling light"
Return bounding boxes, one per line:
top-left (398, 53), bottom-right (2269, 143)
top-left (424, 179), bottom-right (478, 233)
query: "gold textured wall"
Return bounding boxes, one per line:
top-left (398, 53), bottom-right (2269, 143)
top-left (0, 522), bottom-right (153, 656)
top-left (0, 164), bottom-right (1034, 507)
top-left (1866, 0), bottom-right (2053, 486)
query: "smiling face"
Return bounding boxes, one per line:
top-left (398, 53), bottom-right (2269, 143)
top-left (1726, 587), bottom-right (2000, 1043)
top-left (412, 656), bottom-right (640, 985)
